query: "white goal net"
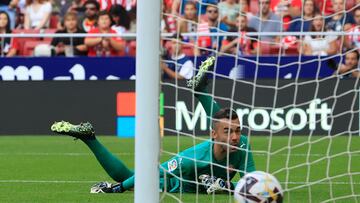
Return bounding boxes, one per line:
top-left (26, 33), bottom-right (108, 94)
top-left (158, 0), bottom-right (360, 202)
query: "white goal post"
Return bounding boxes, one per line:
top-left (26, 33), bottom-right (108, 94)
top-left (134, 0), bottom-right (161, 203)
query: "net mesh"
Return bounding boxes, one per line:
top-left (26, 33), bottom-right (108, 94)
top-left (159, 0), bottom-right (360, 202)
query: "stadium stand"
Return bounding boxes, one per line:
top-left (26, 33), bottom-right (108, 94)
top-left (0, 0), bottom-right (359, 57)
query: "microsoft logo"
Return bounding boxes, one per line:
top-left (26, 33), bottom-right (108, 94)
top-left (117, 92), bottom-right (164, 137)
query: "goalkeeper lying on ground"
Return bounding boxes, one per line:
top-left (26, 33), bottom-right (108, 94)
top-left (50, 57), bottom-right (255, 194)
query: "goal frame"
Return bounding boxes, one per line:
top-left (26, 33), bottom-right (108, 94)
top-left (134, 0), bottom-right (161, 203)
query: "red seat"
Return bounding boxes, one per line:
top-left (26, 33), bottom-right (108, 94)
top-left (270, 45), bottom-right (281, 55)
top-left (258, 42), bottom-right (271, 55)
top-left (12, 29), bottom-right (40, 34)
top-left (259, 42), bottom-right (299, 56)
top-left (258, 42), bottom-right (283, 55)
top-left (284, 46), bottom-right (299, 55)
top-left (49, 14), bottom-right (59, 29)
top-left (23, 41), bottom-right (50, 56)
top-left (11, 29), bottom-right (41, 56)
top-left (126, 40), bottom-right (136, 56)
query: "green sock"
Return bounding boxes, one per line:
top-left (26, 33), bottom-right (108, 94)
top-left (122, 175), bottom-right (135, 190)
top-left (195, 89), bottom-right (221, 117)
top-left (82, 138), bottom-right (134, 182)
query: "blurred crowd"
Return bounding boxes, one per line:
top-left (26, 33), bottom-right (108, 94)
top-left (0, 0), bottom-right (360, 58)
top-left (0, 0), bottom-right (136, 57)
top-left (163, 0), bottom-right (360, 56)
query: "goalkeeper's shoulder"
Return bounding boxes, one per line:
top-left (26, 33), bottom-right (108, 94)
top-left (239, 135), bottom-right (251, 147)
top-left (160, 141), bottom-right (211, 172)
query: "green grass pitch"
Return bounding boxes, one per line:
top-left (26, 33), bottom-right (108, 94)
top-left (0, 135), bottom-right (359, 202)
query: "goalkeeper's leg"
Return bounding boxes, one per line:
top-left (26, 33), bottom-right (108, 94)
top-left (196, 88), bottom-right (220, 118)
top-left (51, 121), bottom-right (133, 182)
top-left (82, 137), bottom-right (134, 182)
top-left (188, 56), bottom-right (221, 117)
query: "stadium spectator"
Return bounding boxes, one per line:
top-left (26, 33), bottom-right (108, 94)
top-left (162, 0), bottom-right (177, 33)
top-left (119, 0), bottom-right (137, 11)
top-left (84, 10), bottom-right (125, 56)
top-left (81, 0), bottom-right (99, 32)
top-left (178, 1), bottom-right (198, 41)
top-left (172, 0), bottom-right (219, 15)
top-left (15, 0), bottom-right (25, 28)
top-left (248, 0), bottom-right (281, 42)
top-left (345, 7), bottom-right (360, 49)
top-left (51, 11), bottom-right (87, 56)
top-left (218, 0), bottom-right (240, 30)
top-left (97, 0), bottom-right (136, 11)
top-left (14, 10), bottom-right (24, 28)
top-left (24, 0), bottom-right (52, 29)
top-left (127, 6), bottom-right (136, 32)
top-left (204, 4), bottom-right (227, 32)
top-left (301, 13), bottom-right (338, 56)
top-left (287, 0), bottom-right (318, 32)
top-left (161, 35), bottom-right (194, 79)
top-left (258, 0), bottom-right (302, 31)
top-left (220, 14), bottom-right (257, 55)
top-left (6, 37), bottom-right (16, 56)
top-left (325, 0), bottom-right (354, 32)
top-left (196, 3), bottom-right (227, 55)
top-left (97, 0), bottom-right (113, 11)
top-left (316, 0), bottom-right (333, 15)
top-left (0, 0), bottom-right (18, 29)
top-left (50, 0), bottom-right (60, 14)
top-left (60, 0), bottom-right (85, 19)
top-left (333, 49), bottom-right (360, 78)
top-left (239, 0), bottom-right (253, 19)
top-left (163, 0), bottom-right (173, 14)
top-left (270, 0), bottom-right (302, 18)
top-left (17, 0), bottom-right (25, 14)
top-left (0, 11), bottom-right (11, 56)
top-left (109, 5), bottom-right (130, 34)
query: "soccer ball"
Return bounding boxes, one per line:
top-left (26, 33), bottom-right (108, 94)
top-left (234, 171), bottom-right (283, 203)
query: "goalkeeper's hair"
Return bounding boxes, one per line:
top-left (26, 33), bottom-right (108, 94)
top-left (212, 108), bottom-right (238, 129)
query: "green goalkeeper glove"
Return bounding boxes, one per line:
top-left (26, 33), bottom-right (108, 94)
top-left (90, 181), bottom-right (125, 193)
top-left (199, 174), bottom-right (228, 194)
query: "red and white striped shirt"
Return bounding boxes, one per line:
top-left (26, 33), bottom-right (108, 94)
top-left (347, 25), bottom-right (360, 49)
top-left (97, 0), bottom-right (136, 11)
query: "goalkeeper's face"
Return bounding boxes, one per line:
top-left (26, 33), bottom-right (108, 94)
top-left (212, 118), bottom-right (241, 153)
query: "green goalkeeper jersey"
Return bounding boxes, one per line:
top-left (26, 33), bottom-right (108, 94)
top-left (159, 135), bottom-right (255, 193)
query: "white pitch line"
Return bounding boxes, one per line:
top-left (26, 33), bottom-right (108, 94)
top-left (284, 181), bottom-right (360, 185)
top-left (0, 152), bottom-right (359, 157)
top-left (1, 180), bottom-right (360, 185)
top-left (254, 153), bottom-right (360, 157)
top-left (0, 152), bottom-right (133, 156)
top-left (0, 180), bottom-right (98, 183)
